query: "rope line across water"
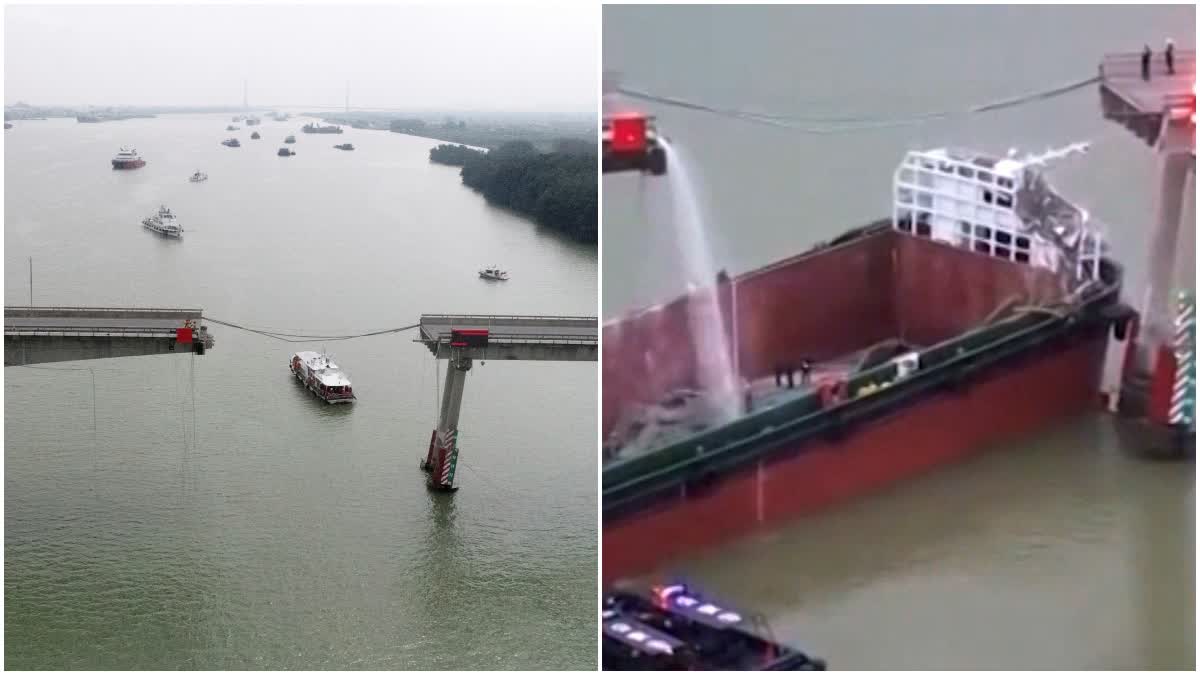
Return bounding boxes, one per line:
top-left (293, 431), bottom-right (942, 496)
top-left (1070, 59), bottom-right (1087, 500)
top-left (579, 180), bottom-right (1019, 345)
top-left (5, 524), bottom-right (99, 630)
top-left (614, 74), bottom-right (1101, 134)
top-left (204, 316), bottom-right (421, 343)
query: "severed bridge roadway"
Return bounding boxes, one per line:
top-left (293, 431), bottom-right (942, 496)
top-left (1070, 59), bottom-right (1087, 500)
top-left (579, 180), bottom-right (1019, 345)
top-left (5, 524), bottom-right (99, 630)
top-left (6, 307), bottom-right (596, 496)
top-left (416, 313), bottom-right (597, 491)
top-left (5, 306), bottom-right (213, 366)
top-left (417, 314), bottom-right (597, 361)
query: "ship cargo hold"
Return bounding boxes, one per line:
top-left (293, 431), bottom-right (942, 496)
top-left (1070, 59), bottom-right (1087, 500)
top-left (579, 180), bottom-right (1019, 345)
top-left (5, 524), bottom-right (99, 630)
top-left (602, 145), bottom-right (1131, 583)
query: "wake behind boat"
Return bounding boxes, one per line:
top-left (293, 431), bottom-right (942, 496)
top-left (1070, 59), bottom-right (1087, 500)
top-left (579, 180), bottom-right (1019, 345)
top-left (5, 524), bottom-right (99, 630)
top-left (142, 205), bottom-right (183, 238)
top-left (290, 351), bottom-right (356, 404)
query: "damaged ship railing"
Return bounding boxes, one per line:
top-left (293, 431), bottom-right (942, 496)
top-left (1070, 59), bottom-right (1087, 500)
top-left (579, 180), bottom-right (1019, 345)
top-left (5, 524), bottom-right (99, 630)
top-left (603, 261), bottom-right (1125, 518)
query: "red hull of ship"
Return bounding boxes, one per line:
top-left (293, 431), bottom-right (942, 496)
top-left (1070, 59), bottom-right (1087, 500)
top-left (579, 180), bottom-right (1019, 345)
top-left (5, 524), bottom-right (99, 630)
top-left (603, 333), bottom-right (1105, 583)
top-left (602, 228), bottom-right (1114, 583)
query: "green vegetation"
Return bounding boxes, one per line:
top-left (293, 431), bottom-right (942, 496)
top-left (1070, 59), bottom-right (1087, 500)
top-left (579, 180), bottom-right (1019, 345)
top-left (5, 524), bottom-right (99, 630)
top-left (311, 111), bottom-right (594, 152)
top-left (430, 141), bottom-right (597, 243)
top-left (428, 143), bottom-right (484, 166)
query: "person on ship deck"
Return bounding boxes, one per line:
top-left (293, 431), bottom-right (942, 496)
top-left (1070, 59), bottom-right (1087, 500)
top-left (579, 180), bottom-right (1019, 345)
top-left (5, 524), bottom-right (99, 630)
top-left (799, 357), bottom-right (814, 385)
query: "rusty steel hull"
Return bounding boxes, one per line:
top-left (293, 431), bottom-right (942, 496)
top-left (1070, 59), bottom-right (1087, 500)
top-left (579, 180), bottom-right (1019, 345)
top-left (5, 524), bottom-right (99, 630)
top-left (602, 225), bottom-right (1122, 582)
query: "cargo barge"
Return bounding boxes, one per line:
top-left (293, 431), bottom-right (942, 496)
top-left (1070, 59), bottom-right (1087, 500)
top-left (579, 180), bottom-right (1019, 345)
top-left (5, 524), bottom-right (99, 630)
top-left (602, 143), bottom-right (1132, 582)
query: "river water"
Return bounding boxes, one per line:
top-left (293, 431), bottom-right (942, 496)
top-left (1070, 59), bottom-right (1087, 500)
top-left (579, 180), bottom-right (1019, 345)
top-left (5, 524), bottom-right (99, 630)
top-left (4, 114), bottom-right (597, 669)
top-left (603, 5), bottom-right (1195, 669)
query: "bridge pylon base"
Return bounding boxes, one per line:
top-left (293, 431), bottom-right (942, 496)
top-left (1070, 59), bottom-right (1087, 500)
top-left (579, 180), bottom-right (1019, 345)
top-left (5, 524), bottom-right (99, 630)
top-left (425, 352), bottom-right (471, 492)
top-left (425, 481), bottom-right (460, 494)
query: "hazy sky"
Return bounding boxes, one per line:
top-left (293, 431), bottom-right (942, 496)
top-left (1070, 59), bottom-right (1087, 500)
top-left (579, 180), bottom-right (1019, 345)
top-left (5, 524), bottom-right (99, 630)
top-left (4, 3), bottom-right (598, 112)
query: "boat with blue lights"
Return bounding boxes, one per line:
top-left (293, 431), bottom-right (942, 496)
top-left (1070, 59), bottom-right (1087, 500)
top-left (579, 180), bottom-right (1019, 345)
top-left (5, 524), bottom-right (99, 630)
top-left (602, 583), bottom-right (826, 670)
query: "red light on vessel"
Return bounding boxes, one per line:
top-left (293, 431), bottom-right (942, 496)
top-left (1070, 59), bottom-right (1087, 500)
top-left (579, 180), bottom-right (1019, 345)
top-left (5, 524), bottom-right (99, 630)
top-left (611, 115), bottom-right (646, 153)
top-left (1185, 81), bottom-right (1195, 124)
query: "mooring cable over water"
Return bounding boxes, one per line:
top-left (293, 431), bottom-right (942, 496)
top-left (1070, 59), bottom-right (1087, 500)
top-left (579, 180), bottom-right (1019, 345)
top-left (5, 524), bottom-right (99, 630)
top-left (204, 316), bottom-right (421, 343)
top-left (190, 352), bottom-right (198, 452)
top-left (613, 73), bottom-right (1101, 133)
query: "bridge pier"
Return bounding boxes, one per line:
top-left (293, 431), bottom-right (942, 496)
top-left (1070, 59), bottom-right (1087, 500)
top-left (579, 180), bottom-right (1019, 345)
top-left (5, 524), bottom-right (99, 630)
top-left (422, 351), bottom-right (472, 491)
top-left (1098, 49), bottom-right (1196, 456)
top-left (414, 313), bottom-right (598, 493)
top-left (1118, 129), bottom-right (1196, 455)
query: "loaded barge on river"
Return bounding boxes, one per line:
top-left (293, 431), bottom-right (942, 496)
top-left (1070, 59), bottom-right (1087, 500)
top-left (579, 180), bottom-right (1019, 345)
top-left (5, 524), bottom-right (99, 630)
top-left (602, 140), bottom-right (1136, 582)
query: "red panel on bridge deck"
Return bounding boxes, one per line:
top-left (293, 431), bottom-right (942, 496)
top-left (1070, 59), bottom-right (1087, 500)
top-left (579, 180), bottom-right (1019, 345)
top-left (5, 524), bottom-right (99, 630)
top-left (176, 327), bottom-right (193, 343)
top-left (450, 329), bottom-right (489, 348)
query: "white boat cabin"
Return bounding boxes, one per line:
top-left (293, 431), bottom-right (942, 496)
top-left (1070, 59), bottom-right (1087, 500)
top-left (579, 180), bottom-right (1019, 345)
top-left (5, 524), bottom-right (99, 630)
top-left (290, 351), bottom-right (355, 403)
top-left (892, 143), bottom-right (1105, 284)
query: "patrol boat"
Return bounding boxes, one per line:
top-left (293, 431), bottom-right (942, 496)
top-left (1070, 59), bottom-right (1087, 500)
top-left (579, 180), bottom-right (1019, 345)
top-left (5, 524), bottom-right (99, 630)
top-left (142, 205), bottom-right (183, 238)
top-left (479, 266), bottom-right (509, 281)
top-left (289, 351), bottom-right (356, 404)
top-left (602, 583), bottom-right (826, 670)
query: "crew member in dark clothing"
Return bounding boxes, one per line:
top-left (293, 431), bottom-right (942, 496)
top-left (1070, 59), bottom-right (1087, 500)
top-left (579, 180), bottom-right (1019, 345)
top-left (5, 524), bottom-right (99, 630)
top-left (799, 358), bottom-right (814, 385)
top-left (1142, 44), bottom-right (1152, 81)
top-left (1165, 39), bottom-right (1175, 75)
top-left (785, 366), bottom-right (795, 389)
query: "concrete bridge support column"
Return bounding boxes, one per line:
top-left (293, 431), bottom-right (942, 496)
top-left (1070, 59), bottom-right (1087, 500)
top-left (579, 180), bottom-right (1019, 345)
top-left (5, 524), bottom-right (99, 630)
top-left (422, 351), bottom-right (472, 491)
top-left (1136, 151), bottom-right (1193, 361)
top-left (1120, 144), bottom-right (1196, 455)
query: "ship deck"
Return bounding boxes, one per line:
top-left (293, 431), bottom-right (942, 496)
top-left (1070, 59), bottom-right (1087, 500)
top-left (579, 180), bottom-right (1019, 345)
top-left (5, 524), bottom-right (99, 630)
top-left (604, 344), bottom-right (912, 463)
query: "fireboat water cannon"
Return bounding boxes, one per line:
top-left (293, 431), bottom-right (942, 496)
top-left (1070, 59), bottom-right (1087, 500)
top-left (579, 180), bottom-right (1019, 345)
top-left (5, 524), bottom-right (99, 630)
top-left (601, 583), bottom-right (827, 670)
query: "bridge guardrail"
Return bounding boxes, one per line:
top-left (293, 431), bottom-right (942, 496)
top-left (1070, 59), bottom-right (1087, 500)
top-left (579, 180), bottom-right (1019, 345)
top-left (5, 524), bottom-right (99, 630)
top-left (419, 333), bottom-right (597, 345)
top-left (420, 313), bottom-right (596, 322)
top-left (5, 327), bottom-right (203, 337)
top-left (5, 306), bottom-right (205, 313)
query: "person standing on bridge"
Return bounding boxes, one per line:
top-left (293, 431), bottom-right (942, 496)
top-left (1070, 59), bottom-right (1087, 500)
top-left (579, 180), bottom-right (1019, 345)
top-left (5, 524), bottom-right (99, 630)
top-left (1165, 38), bottom-right (1175, 75)
top-left (1142, 44), bottom-right (1152, 81)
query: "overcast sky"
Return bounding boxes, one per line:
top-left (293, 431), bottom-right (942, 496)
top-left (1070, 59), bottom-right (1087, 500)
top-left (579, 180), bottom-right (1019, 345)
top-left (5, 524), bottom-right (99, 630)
top-left (4, 4), bottom-right (598, 112)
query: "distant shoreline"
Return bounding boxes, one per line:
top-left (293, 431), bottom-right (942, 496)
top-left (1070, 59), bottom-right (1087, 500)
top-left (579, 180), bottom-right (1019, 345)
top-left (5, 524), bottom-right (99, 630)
top-left (429, 142), bottom-right (597, 244)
